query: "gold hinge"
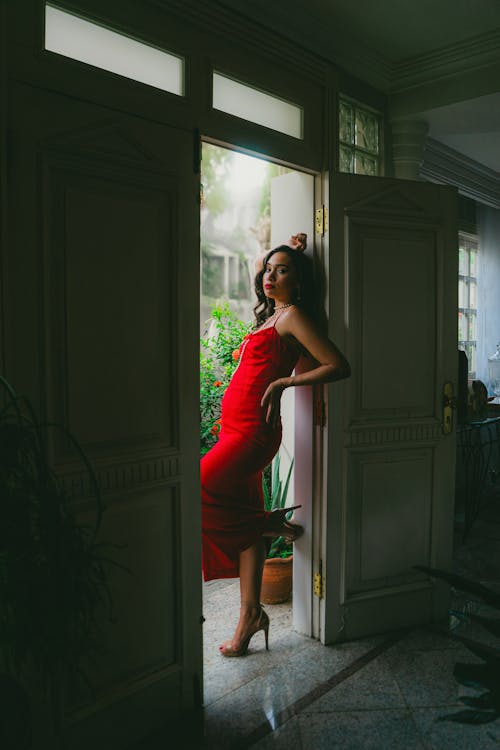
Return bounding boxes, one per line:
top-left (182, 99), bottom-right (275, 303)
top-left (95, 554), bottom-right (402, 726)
top-left (315, 205), bottom-right (328, 236)
top-left (313, 572), bottom-right (325, 599)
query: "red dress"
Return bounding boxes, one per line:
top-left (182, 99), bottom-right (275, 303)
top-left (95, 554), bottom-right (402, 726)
top-left (201, 323), bottom-right (299, 581)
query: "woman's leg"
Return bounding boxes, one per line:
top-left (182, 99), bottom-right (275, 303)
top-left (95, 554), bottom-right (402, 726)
top-left (219, 540), bottom-right (267, 654)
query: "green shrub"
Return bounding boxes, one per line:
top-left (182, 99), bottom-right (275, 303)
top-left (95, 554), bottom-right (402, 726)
top-left (200, 303), bottom-right (250, 456)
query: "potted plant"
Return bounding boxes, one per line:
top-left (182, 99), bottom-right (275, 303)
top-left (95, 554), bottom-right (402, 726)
top-left (261, 455), bottom-right (295, 604)
top-left (0, 376), bottom-right (117, 746)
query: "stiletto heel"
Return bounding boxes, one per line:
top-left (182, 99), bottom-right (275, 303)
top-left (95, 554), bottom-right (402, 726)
top-left (219, 607), bottom-right (270, 657)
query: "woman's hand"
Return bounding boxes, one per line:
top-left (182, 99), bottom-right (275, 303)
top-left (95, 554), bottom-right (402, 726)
top-left (261, 378), bottom-right (290, 427)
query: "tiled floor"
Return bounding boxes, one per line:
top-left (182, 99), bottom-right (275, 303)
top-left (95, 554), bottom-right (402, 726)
top-left (200, 490), bottom-right (500, 749)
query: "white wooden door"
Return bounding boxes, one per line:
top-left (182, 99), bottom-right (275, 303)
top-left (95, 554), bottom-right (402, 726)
top-left (323, 173), bottom-right (458, 642)
top-left (6, 82), bottom-right (201, 748)
top-left (270, 170), bottom-right (315, 635)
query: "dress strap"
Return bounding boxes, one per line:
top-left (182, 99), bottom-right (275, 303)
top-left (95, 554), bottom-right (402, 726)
top-left (272, 309), bottom-right (288, 327)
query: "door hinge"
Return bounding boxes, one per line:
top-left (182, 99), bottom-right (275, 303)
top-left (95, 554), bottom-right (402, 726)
top-left (315, 205), bottom-right (328, 236)
top-left (313, 571), bottom-right (325, 599)
top-left (313, 390), bottom-right (326, 427)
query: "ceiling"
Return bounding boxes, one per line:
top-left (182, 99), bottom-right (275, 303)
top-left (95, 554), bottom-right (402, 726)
top-left (221, 0), bottom-right (500, 175)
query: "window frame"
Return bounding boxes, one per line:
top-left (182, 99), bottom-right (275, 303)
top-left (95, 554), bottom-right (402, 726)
top-left (458, 230), bottom-right (479, 379)
top-left (337, 94), bottom-right (383, 176)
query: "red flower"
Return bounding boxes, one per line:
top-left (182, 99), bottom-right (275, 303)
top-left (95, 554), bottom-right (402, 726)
top-left (210, 418), bottom-right (222, 436)
top-left (232, 348), bottom-right (240, 361)
top-left (213, 380), bottom-right (222, 387)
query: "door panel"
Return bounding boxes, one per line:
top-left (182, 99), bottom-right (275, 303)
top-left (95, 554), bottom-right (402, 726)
top-left (354, 228), bottom-right (436, 415)
top-left (324, 174), bottom-right (457, 642)
top-left (6, 82), bottom-right (201, 748)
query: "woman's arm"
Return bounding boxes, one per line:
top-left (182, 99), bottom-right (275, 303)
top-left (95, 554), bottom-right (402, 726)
top-left (261, 307), bottom-right (350, 426)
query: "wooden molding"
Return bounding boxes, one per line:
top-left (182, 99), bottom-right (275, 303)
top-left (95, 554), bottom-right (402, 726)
top-left (421, 137), bottom-right (500, 209)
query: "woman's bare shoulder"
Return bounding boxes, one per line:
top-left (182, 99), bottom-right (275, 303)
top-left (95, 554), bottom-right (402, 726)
top-left (276, 305), bottom-right (317, 334)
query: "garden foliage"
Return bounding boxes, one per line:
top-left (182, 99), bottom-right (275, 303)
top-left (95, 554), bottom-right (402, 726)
top-left (200, 303), bottom-right (250, 456)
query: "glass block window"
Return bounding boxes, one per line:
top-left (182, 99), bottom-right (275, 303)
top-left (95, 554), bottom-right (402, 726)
top-left (339, 98), bottom-right (381, 175)
top-left (458, 232), bottom-right (479, 377)
top-left (45, 4), bottom-right (184, 95)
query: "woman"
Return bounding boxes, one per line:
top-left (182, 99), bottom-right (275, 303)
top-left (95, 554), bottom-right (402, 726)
top-left (201, 234), bottom-right (350, 657)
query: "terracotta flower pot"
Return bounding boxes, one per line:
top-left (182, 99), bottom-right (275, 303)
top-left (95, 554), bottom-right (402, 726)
top-left (261, 555), bottom-right (293, 604)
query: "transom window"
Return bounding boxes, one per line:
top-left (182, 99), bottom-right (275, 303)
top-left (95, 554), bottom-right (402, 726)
top-left (44, 4), bottom-right (185, 96)
top-left (212, 72), bottom-right (303, 140)
top-left (338, 97), bottom-right (381, 175)
top-left (458, 231), bottom-right (478, 378)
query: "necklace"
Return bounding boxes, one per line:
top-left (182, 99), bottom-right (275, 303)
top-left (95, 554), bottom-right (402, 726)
top-left (273, 303), bottom-right (292, 311)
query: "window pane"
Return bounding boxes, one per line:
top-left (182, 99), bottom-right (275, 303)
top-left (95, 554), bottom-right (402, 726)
top-left (458, 312), bottom-right (467, 341)
top-left (339, 100), bottom-right (354, 144)
top-left (469, 248), bottom-right (477, 277)
top-left (355, 109), bottom-right (378, 153)
top-left (458, 246), bottom-right (468, 275)
top-left (465, 342), bottom-right (476, 375)
top-left (213, 72), bottom-right (303, 139)
top-left (469, 281), bottom-right (477, 309)
top-left (355, 153), bottom-right (377, 176)
top-left (45, 4), bottom-right (184, 95)
top-left (339, 145), bottom-right (354, 173)
top-left (468, 314), bottom-right (476, 340)
top-left (458, 279), bottom-right (467, 308)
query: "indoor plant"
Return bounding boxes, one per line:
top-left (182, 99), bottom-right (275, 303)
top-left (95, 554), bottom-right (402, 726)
top-left (0, 376), bottom-right (117, 745)
top-left (261, 455), bottom-right (295, 604)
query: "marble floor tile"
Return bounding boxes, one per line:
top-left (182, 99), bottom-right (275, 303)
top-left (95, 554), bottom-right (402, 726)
top-left (411, 706), bottom-right (500, 750)
top-left (203, 633), bottom-right (394, 746)
top-left (251, 716), bottom-right (303, 750)
top-left (305, 655), bottom-right (406, 712)
top-left (297, 709), bottom-right (426, 750)
top-left (382, 638), bottom-right (485, 708)
top-left (388, 627), bottom-right (462, 653)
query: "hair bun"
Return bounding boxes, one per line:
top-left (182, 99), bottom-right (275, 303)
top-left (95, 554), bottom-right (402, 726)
top-left (289, 233), bottom-right (307, 252)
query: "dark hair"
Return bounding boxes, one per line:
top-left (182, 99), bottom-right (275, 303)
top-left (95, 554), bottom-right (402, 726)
top-left (253, 245), bottom-right (321, 327)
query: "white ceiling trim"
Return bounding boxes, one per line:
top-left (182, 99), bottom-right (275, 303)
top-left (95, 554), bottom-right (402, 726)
top-left (421, 138), bottom-right (500, 209)
top-left (393, 28), bottom-right (500, 92)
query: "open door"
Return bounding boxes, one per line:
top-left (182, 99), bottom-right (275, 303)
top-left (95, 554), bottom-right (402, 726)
top-left (270, 170), bottom-right (315, 635)
top-left (5, 82), bottom-right (201, 747)
top-left (323, 173), bottom-right (458, 642)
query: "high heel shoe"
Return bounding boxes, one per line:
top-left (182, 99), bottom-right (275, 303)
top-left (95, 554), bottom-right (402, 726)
top-left (219, 607), bottom-right (270, 657)
top-left (262, 505), bottom-right (304, 542)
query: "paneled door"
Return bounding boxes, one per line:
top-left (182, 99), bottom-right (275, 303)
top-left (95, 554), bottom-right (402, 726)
top-left (323, 174), bottom-right (458, 642)
top-left (6, 81), bottom-right (201, 748)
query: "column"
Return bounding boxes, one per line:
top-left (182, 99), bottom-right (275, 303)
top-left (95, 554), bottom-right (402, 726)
top-left (391, 119), bottom-right (429, 180)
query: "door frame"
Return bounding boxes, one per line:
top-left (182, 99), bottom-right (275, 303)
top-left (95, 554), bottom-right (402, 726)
top-left (199, 134), bottom-right (326, 641)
